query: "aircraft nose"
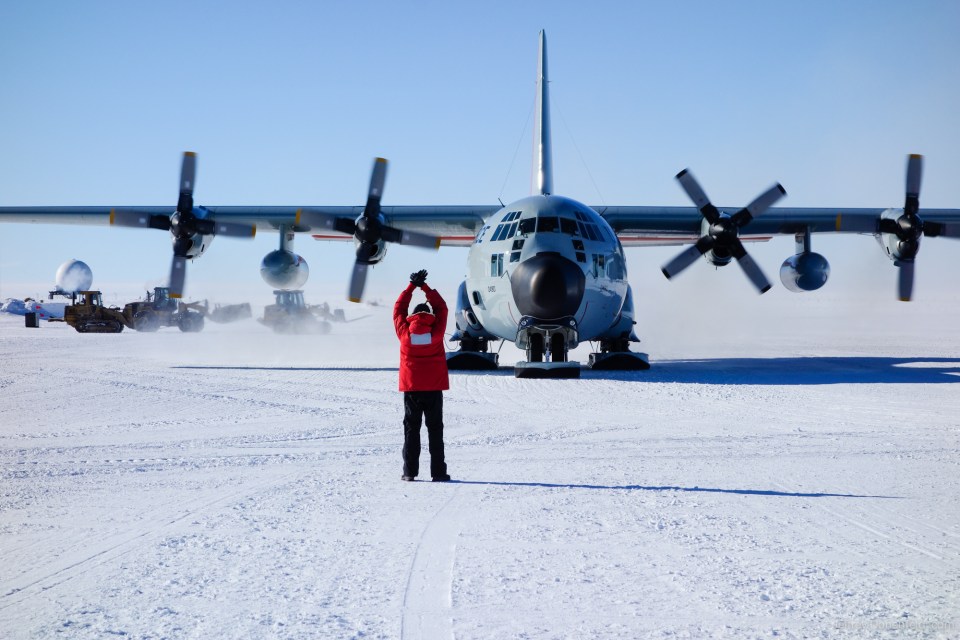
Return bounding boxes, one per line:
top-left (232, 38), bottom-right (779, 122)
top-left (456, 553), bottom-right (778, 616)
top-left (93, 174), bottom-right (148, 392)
top-left (511, 252), bottom-right (585, 320)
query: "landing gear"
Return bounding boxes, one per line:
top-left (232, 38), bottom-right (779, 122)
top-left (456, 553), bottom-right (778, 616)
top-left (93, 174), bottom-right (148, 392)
top-left (446, 335), bottom-right (499, 370)
top-left (528, 333), bottom-right (544, 363)
top-left (549, 333), bottom-right (566, 363)
top-left (587, 337), bottom-right (649, 371)
top-left (515, 319), bottom-right (580, 378)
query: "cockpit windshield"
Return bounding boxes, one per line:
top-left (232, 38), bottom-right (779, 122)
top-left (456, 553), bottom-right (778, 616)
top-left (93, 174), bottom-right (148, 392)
top-left (517, 212), bottom-right (608, 241)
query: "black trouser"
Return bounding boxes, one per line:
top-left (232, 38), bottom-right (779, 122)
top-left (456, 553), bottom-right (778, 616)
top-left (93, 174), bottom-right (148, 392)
top-left (402, 391), bottom-right (446, 478)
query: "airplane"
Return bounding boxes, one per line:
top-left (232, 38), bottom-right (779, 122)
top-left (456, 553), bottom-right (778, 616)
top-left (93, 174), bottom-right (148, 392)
top-left (2, 31), bottom-right (960, 378)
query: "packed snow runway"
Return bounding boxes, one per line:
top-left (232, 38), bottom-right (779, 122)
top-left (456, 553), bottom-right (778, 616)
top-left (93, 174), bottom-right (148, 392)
top-left (1, 307), bottom-right (958, 639)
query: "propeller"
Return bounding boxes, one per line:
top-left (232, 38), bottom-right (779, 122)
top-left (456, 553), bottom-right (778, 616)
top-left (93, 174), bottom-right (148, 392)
top-left (111, 152), bottom-right (256, 298)
top-left (839, 155), bottom-right (960, 300)
top-left (874, 154), bottom-right (960, 300)
top-left (661, 169), bottom-right (786, 293)
top-left (296, 157), bottom-right (440, 302)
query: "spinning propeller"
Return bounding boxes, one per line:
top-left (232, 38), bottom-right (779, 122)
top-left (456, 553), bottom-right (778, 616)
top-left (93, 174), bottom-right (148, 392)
top-left (838, 154), bottom-right (960, 300)
top-left (297, 158), bottom-right (440, 302)
top-left (110, 152), bottom-right (255, 297)
top-left (661, 169), bottom-right (786, 293)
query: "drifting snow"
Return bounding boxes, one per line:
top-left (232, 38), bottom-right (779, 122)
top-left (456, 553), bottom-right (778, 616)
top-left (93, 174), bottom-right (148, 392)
top-left (0, 306), bottom-right (958, 639)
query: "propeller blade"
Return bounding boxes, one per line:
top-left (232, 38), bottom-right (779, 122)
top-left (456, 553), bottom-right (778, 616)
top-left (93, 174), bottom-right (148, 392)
top-left (168, 255), bottom-right (188, 298)
top-left (381, 225), bottom-right (441, 249)
top-left (346, 243), bottom-right (379, 302)
top-left (348, 262), bottom-right (369, 303)
top-left (180, 152), bottom-right (197, 197)
top-left (661, 236), bottom-right (715, 279)
top-left (731, 183), bottom-right (786, 227)
top-left (212, 221), bottom-right (257, 238)
top-left (295, 209), bottom-right (357, 236)
top-left (897, 260), bottom-right (915, 301)
top-left (363, 157), bottom-right (388, 218)
top-left (676, 169), bottom-right (720, 224)
top-left (110, 209), bottom-right (171, 231)
top-left (177, 152), bottom-right (197, 215)
top-left (731, 239), bottom-right (773, 293)
top-left (905, 154), bottom-right (922, 199)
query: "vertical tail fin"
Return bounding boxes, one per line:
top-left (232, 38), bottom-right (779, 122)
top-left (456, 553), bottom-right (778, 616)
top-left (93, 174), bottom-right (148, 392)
top-left (533, 30), bottom-right (553, 196)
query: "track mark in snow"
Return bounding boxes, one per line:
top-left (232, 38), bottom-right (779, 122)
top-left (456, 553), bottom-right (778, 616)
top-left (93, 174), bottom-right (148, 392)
top-left (773, 483), bottom-right (949, 564)
top-left (401, 489), bottom-right (461, 640)
top-left (0, 469), bottom-right (302, 610)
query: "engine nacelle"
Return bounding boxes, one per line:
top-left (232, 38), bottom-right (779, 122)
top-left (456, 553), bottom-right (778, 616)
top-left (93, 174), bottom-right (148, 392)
top-left (878, 208), bottom-right (921, 262)
top-left (779, 251), bottom-right (830, 292)
top-left (355, 238), bottom-right (388, 265)
top-left (697, 218), bottom-right (734, 267)
top-left (260, 249), bottom-right (309, 290)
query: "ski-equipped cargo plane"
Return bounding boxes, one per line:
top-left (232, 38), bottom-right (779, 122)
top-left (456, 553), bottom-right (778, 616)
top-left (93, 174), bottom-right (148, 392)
top-left (2, 31), bottom-right (959, 377)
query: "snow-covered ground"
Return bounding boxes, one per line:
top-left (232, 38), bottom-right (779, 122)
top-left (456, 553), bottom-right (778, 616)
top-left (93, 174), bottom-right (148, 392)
top-left (1, 301), bottom-right (958, 639)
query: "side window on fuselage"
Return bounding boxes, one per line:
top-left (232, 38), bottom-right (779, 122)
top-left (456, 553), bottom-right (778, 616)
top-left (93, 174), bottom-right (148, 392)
top-left (490, 253), bottom-right (504, 277)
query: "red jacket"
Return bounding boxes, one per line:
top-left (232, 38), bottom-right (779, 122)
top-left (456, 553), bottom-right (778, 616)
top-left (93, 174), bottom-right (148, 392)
top-left (394, 283), bottom-right (449, 392)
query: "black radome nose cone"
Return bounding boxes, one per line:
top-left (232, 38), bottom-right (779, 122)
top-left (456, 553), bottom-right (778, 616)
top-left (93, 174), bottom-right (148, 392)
top-left (511, 252), bottom-right (585, 320)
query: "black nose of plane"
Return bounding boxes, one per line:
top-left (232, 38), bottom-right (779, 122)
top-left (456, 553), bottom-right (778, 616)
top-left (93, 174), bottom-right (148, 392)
top-left (511, 252), bottom-right (585, 319)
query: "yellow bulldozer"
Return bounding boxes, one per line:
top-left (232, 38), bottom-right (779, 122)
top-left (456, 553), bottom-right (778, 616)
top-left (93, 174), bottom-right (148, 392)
top-left (59, 287), bottom-right (206, 334)
top-left (60, 291), bottom-right (129, 333)
top-left (121, 287), bottom-right (205, 332)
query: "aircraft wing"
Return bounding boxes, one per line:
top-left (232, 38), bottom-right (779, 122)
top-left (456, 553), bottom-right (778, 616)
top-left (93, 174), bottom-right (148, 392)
top-left (302, 205), bottom-right (497, 247)
top-left (599, 205), bottom-right (960, 241)
top-left (0, 205), bottom-right (305, 229)
top-left (0, 204), bottom-right (497, 244)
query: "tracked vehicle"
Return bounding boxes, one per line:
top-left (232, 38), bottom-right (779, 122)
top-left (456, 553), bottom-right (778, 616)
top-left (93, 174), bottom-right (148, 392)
top-left (122, 287), bottom-right (205, 332)
top-left (61, 291), bottom-right (127, 333)
top-left (259, 290), bottom-right (331, 334)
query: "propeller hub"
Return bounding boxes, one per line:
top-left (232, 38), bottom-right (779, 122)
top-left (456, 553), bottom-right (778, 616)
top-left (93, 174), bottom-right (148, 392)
top-left (355, 215), bottom-right (383, 244)
top-left (709, 215), bottom-right (738, 245)
top-left (169, 211), bottom-right (185, 236)
top-left (896, 213), bottom-right (923, 242)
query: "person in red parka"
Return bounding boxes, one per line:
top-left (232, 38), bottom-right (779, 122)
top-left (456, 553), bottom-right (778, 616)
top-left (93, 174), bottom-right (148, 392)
top-left (394, 269), bottom-right (451, 482)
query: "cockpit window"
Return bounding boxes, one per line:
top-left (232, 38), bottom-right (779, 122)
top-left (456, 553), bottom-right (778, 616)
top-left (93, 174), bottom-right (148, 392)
top-left (538, 216), bottom-right (559, 233)
top-left (474, 225), bottom-right (489, 244)
top-left (517, 215), bottom-right (583, 236)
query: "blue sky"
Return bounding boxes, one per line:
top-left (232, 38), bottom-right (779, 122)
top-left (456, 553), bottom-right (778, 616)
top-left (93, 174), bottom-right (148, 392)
top-left (2, 1), bottom-right (959, 312)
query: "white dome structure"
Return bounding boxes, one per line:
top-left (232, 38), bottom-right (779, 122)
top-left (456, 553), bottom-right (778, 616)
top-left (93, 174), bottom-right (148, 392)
top-left (55, 259), bottom-right (93, 294)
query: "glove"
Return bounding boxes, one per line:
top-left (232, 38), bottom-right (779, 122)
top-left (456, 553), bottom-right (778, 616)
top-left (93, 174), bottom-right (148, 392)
top-left (410, 269), bottom-right (428, 287)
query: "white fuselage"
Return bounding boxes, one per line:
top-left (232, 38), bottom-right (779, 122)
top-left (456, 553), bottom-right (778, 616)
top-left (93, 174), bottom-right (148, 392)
top-left (464, 194), bottom-right (628, 345)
